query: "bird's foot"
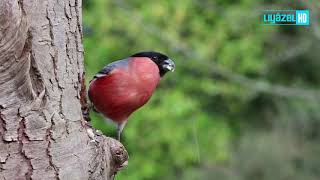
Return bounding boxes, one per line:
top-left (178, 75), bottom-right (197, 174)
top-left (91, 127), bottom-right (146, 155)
top-left (95, 129), bottom-right (103, 136)
top-left (82, 110), bottom-right (91, 122)
top-left (86, 127), bottom-right (104, 144)
top-left (86, 128), bottom-right (98, 144)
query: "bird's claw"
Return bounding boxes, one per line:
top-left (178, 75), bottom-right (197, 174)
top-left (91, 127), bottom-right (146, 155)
top-left (86, 128), bottom-right (98, 144)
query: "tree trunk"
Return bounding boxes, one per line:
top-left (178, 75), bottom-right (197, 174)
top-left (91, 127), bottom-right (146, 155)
top-left (0, 1), bottom-right (128, 179)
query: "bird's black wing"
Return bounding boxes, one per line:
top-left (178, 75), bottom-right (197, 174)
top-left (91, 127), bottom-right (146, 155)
top-left (92, 59), bottom-right (128, 79)
top-left (93, 64), bottom-right (114, 78)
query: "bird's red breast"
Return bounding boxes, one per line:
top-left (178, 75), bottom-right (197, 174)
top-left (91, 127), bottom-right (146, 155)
top-left (88, 57), bottom-right (160, 123)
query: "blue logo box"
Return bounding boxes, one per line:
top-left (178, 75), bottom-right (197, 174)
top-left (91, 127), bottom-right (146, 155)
top-left (262, 10), bottom-right (310, 26)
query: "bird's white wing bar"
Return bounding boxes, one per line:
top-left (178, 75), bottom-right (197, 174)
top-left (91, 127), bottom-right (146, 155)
top-left (93, 58), bottom-right (129, 79)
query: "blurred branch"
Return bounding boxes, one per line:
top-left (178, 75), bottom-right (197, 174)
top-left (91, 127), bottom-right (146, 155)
top-left (113, 0), bottom-right (320, 100)
top-left (208, 64), bottom-right (320, 100)
top-left (269, 40), bottom-right (311, 64)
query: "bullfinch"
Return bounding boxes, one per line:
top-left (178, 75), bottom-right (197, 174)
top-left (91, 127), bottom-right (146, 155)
top-left (88, 51), bottom-right (175, 141)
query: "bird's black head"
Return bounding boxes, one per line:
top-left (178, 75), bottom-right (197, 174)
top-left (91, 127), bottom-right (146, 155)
top-left (131, 51), bottom-right (175, 77)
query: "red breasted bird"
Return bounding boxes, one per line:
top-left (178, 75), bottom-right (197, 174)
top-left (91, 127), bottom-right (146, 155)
top-left (88, 51), bottom-right (175, 141)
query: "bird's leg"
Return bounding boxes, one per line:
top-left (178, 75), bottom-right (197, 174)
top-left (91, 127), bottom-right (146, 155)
top-left (116, 121), bottom-right (127, 141)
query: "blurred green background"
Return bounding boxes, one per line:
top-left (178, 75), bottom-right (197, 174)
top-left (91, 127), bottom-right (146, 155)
top-left (83, 0), bottom-right (320, 179)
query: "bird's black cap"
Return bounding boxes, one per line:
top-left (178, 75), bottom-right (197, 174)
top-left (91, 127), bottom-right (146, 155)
top-left (131, 51), bottom-right (175, 77)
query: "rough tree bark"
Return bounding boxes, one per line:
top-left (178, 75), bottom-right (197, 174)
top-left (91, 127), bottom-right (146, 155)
top-left (0, 1), bottom-right (128, 179)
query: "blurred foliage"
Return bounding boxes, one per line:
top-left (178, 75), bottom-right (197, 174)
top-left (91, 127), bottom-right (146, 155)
top-left (83, 0), bottom-right (320, 179)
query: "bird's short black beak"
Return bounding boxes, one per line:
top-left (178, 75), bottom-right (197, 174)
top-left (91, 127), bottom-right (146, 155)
top-left (162, 59), bottom-right (175, 72)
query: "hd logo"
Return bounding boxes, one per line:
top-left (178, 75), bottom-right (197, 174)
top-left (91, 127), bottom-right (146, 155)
top-left (262, 10), bottom-right (310, 26)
